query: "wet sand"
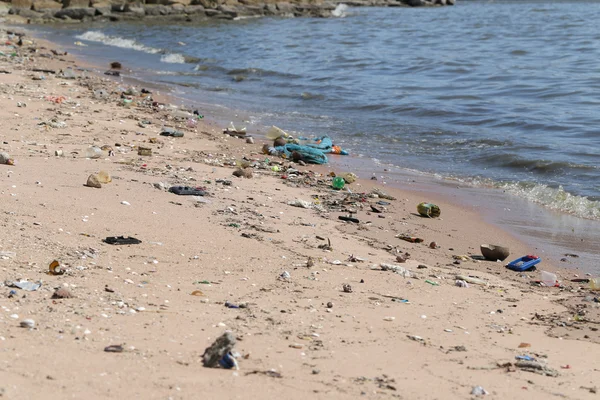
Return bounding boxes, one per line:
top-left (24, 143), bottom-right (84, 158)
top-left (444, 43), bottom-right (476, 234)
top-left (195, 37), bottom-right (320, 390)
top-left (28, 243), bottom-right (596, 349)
top-left (1, 28), bottom-right (599, 400)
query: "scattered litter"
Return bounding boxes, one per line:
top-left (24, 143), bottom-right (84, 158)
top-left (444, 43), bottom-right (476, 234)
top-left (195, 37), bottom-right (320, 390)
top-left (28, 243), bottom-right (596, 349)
top-left (417, 202), bottom-right (441, 218)
top-left (279, 271), bottom-right (291, 281)
top-left (506, 255), bottom-right (541, 272)
top-left (0, 251), bottom-right (16, 259)
top-left (218, 352), bottom-right (239, 369)
top-left (245, 370), bottom-right (282, 378)
top-left (407, 335), bottom-right (425, 344)
top-left (48, 260), bottom-right (65, 275)
top-left (10, 281), bottom-right (41, 291)
top-left (540, 270), bottom-right (559, 287)
top-left (378, 263), bottom-right (411, 278)
top-left (516, 355), bottom-right (535, 361)
top-left (455, 280), bottom-right (469, 288)
top-left (396, 235), bottom-right (424, 243)
top-left (332, 176), bottom-right (345, 190)
top-left (104, 345), bottom-right (124, 353)
top-left (224, 301), bottom-right (240, 309)
top-left (160, 127), bottom-right (184, 137)
top-left (288, 199), bottom-right (316, 209)
top-left (0, 152), bottom-right (14, 165)
top-left (223, 122), bottom-right (247, 138)
top-left (169, 186), bottom-right (207, 196)
top-left (342, 284), bottom-right (352, 293)
top-left (471, 386), bottom-right (488, 396)
top-left (20, 319), bottom-right (35, 329)
top-left (480, 244), bottom-right (510, 261)
top-left (455, 275), bottom-right (488, 286)
top-left (338, 215), bottom-right (359, 223)
top-left (515, 359), bottom-right (559, 377)
top-left (103, 236), bottom-right (141, 245)
top-left (202, 332), bottom-right (237, 368)
top-left (425, 280), bottom-right (439, 286)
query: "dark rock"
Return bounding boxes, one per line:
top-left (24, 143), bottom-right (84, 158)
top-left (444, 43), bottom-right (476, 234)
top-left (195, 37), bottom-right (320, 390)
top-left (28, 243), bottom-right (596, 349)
top-left (183, 4), bottom-right (204, 13)
top-left (15, 8), bottom-right (44, 17)
top-left (10, 0), bottom-right (33, 10)
top-left (63, 0), bottom-right (90, 7)
top-left (242, 5), bottom-right (263, 15)
top-left (144, 4), bottom-right (171, 14)
top-left (93, 3), bottom-right (110, 14)
top-left (111, 2), bottom-right (125, 11)
top-left (276, 1), bottom-right (294, 13)
top-left (203, 7), bottom-right (219, 15)
top-left (407, 0), bottom-right (426, 6)
top-left (124, 2), bottom-right (144, 14)
top-left (217, 5), bottom-right (237, 17)
top-left (170, 3), bottom-right (185, 13)
top-left (263, 3), bottom-right (277, 14)
top-left (192, 0), bottom-right (219, 8)
top-left (32, 0), bottom-right (62, 11)
top-left (55, 7), bottom-right (95, 18)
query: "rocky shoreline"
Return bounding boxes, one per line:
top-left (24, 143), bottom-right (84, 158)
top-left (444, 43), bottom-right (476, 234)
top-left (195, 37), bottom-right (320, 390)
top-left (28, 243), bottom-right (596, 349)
top-left (0, 0), bottom-right (454, 24)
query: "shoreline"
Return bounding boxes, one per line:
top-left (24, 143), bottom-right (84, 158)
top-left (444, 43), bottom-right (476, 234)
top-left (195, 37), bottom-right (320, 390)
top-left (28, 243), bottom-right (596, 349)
top-left (26, 21), bottom-right (600, 273)
top-left (1, 26), bottom-right (599, 400)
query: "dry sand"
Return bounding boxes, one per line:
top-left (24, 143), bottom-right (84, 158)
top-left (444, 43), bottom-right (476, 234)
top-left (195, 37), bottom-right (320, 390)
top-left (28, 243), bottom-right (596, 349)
top-left (1, 28), bottom-right (599, 400)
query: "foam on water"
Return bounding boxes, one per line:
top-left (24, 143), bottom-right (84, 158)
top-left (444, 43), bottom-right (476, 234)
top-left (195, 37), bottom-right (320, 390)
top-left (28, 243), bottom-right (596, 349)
top-left (332, 4), bottom-right (348, 18)
top-left (75, 31), bottom-right (161, 54)
top-left (498, 182), bottom-right (600, 221)
top-left (160, 53), bottom-right (186, 64)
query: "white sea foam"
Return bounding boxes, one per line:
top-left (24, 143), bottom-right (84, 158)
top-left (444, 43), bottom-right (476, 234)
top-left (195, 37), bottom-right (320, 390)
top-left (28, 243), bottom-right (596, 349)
top-left (332, 3), bottom-right (348, 17)
top-left (499, 182), bottom-right (600, 220)
top-left (160, 53), bottom-right (186, 64)
top-left (75, 31), bottom-right (161, 54)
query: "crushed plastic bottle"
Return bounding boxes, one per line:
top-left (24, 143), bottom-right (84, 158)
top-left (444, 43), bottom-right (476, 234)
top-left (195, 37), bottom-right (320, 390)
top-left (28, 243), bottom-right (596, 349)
top-left (85, 146), bottom-right (103, 159)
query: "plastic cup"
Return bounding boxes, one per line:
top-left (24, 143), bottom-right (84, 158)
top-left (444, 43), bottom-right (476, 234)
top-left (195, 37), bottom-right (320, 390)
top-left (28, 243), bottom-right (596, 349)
top-left (541, 271), bottom-right (557, 287)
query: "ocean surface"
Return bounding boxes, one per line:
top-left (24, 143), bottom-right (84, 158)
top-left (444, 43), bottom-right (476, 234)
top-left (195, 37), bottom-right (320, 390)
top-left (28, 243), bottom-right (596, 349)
top-left (30, 1), bottom-right (600, 268)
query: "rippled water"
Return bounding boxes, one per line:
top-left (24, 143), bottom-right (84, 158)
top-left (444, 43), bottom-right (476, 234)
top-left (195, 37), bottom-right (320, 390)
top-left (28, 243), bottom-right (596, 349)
top-left (36, 1), bottom-right (600, 219)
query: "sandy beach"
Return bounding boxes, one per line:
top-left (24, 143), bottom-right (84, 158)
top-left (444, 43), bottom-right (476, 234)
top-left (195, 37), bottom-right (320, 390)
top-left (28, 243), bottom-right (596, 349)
top-left (1, 27), bottom-right (599, 400)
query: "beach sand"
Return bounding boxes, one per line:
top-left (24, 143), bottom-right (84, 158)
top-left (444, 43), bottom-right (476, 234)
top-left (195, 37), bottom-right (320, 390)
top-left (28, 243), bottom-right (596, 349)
top-left (1, 28), bottom-right (599, 400)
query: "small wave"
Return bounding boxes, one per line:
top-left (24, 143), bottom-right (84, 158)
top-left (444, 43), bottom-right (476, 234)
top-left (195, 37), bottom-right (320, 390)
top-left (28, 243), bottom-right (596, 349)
top-left (75, 31), bottom-right (161, 54)
top-left (332, 3), bottom-right (348, 18)
top-left (499, 182), bottom-right (600, 220)
top-left (499, 156), bottom-right (596, 174)
top-left (226, 67), bottom-right (300, 79)
top-left (160, 53), bottom-right (186, 64)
